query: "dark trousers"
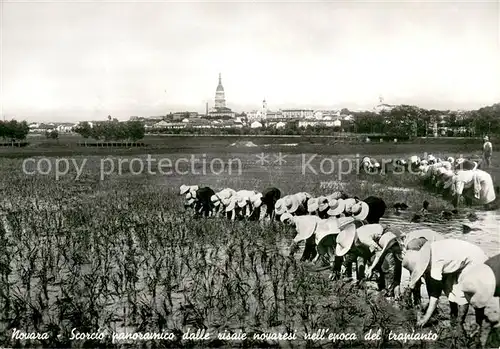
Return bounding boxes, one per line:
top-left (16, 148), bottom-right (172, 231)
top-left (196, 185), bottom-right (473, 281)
top-left (373, 244), bottom-right (402, 294)
top-left (301, 235), bottom-right (317, 262)
top-left (332, 253), bottom-right (367, 280)
top-left (412, 278), bottom-right (431, 307)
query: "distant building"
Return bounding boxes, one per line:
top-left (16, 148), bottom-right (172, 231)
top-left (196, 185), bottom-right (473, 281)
top-left (29, 123), bottom-right (56, 133)
top-left (373, 96), bottom-right (395, 114)
top-left (299, 120), bottom-right (338, 128)
top-left (208, 73), bottom-right (235, 118)
top-left (187, 118), bottom-right (213, 129)
top-left (265, 111), bottom-right (283, 119)
top-left (148, 120), bottom-right (188, 130)
top-left (250, 121), bottom-right (263, 129)
top-left (153, 120), bottom-right (171, 129)
top-left (248, 99), bottom-right (282, 121)
top-left (171, 111), bottom-right (199, 120)
top-left (314, 110), bottom-right (341, 119)
top-left (281, 109), bottom-right (314, 119)
top-left (56, 123), bottom-right (76, 133)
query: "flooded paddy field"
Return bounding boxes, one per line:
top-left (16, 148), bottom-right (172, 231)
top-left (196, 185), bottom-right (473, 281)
top-left (0, 149), bottom-right (498, 348)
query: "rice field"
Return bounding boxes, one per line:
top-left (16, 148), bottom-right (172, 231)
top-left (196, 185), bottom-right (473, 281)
top-left (0, 146), bottom-right (499, 348)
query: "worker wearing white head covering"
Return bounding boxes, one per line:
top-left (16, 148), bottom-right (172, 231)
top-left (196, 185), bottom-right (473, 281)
top-left (403, 239), bottom-right (488, 328)
top-left (450, 169), bottom-right (496, 210)
top-left (459, 253), bottom-right (500, 338)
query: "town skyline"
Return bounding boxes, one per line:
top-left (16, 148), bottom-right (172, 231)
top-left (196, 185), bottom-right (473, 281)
top-left (2, 1), bottom-right (499, 122)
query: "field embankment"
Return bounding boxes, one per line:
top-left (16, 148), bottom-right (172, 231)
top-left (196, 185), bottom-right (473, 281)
top-left (0, 134), bottom-right (488, 158)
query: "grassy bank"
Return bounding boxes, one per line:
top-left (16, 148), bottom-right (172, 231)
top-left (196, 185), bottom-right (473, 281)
top-left (0, 134), bottom-right (488, 158)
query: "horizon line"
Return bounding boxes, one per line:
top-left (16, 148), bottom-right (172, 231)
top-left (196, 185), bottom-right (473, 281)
top-left (2, 100), bottom-right (498, 124)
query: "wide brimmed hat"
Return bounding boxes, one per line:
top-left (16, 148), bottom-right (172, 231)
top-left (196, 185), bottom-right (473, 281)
top-left (484, 136), bottom-right (489, 141)
top-left (351, 201), bottom-right (369, 221)
top-left (292, 215), bottom-right (322, 242)
top-left (225, 196), bottom-right (237, 212)
top-left (402, 242), bottom-right (431, 289)
top-left (367, 231), bottom-right (400, 274)
top-left (236, 190), bottom-right (254, 208)
top-left (180, 184), bottom-right (190, 195)
top-left (343, 198), bottom-right (357, 213)
top-left (185, 191), bottom-right (196, 205)
top-left (237, 195), bottom-right (249, 208)
top-left (211, 189), bottom-right (230, 207)
top-left (307, 198), bottom-right (319, 213)
top-left (275, 198), bottom-right (287, 216)
top-left (286, 195), bottom-right (301, 214)
top-left (327, 198), bottom-right (345, 216)
top-left (458, 263), bottom-right (496, 308)
top-left (404, 229), bottom-right (443, 250)
top-left (356, 224), bottom-right (384, 252)
top-left (250, 192), bottom-right (263, 208)
top-left (315, 216), bottom-right (355, 246)
top-left (409, 155), bottom-right (419, 164)
top-left (308, 196), bottom-right (328, 213)
top-left (335, 222), bottom-right (357, 257)
top-left (318, 196), bottom-right (329, 212)
top-left (447, 157), bottom-right (455, 163)
top-left (210, 194), bottom-right (221, 206)
top-left (280, 212), bottom-right (293, 223)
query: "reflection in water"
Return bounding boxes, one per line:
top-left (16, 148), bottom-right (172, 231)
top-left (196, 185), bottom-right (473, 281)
top-left (381, 209), bottom-right (500, 257)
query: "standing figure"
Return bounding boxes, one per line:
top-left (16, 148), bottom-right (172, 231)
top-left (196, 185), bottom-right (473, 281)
top-left (483, 136), bottom-right (493, 168)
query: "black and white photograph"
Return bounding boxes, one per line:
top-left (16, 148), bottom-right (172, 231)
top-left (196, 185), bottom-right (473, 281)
top-left (1, 0), bottom-right (500, 347)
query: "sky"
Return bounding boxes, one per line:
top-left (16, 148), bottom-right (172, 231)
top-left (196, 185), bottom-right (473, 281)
top-left (1, 0), bottom-right (500, 122)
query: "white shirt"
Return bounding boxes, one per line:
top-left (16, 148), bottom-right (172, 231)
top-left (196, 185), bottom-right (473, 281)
top-left (356, 224), bottom-right (384, 253)
top-left (483, 141), bottom-right (492, 153)
top-left (453, 169), bottom-right (490, 195)
top-left (429, 239), bottom-right (488, 281)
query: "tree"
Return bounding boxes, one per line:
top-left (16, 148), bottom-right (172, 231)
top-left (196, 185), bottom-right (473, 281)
top-left (45, 129), bottom-right (59, 142)
top-left (0, 120), bottom-right (30, 141)
top-left (73, 122), bottom-right (92, 138)
top-left (125, 121), bottom-right (144, 141)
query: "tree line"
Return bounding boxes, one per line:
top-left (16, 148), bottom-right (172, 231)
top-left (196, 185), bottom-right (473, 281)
top-left (150, 103), bottom-right (500, 138)
top-left (73, 120), bottom-right (145, 141)
top-left (352, 103), bottom-right (500, 137)
top-left (3, 102), bottom-right (498, 142)
top-left (0, 120), bottom-right (30, 141)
